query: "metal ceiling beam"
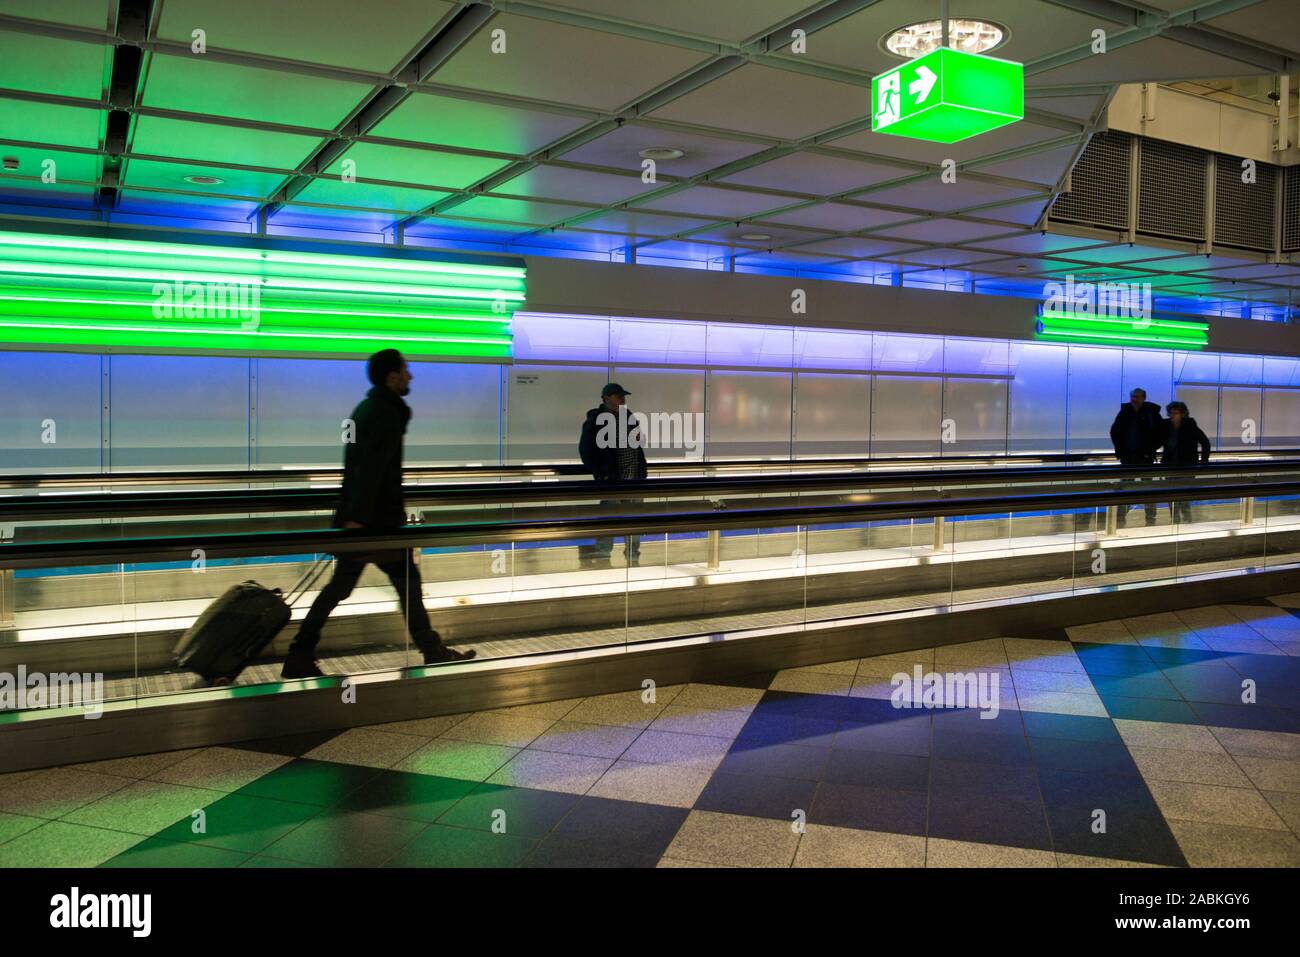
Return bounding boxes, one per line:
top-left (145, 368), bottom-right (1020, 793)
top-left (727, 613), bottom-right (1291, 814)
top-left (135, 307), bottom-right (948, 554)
top-left (259, 2), bottom-right (491, 222)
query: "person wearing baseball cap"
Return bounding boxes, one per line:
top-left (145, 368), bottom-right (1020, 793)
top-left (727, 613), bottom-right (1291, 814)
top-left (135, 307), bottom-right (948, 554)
top-left (578, 383), bottom-right (648, 567)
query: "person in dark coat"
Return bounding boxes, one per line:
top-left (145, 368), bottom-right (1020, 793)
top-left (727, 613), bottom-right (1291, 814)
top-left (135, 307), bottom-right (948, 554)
top-left (1159, 400), bottom-right (1211, 524)
top-left (579, 383), bottom-right (648, 567)
top-left (282, 349), bottom-right (475, 678)
top-left (1109, 387), bottom-right (1163, 526)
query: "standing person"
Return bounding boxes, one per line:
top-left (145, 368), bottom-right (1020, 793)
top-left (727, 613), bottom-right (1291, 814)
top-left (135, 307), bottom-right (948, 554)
top-left (1159, 400), bottom-right (1211, 524)
top-left (282, 349), bottom-right (475, 679)
top-left (1109, 387), bottom-right (1163, 526)
top-left (578, 383), bottom-right (648, 567)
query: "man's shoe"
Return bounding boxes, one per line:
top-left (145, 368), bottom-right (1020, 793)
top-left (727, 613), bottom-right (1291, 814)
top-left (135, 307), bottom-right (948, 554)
top-left (423, 645), bottom-right (477, 665)
top-left (281, 654), bottom-right (324, 679)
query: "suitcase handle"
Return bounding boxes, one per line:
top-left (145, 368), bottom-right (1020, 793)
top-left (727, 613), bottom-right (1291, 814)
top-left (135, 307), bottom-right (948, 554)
top-left (284, 555), bottom-right (332, 607)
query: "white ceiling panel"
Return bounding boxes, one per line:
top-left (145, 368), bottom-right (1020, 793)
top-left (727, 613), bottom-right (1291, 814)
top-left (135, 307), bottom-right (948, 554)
top-left (525, 0), bottom-right (824, 45)
top-left (875, 218), bottom-right (1023, 243)
top-left (718, 151), bottom-right (914, 194)
top-left (558, 123), bottom-right (771, 177)
top-left (500, 165), bottom-right (656, 205)
top-left (757, 202), bottom-right (917, 232)
top-left (647, 63), bottom-right (868, 140)
top-left (1028, 36), bottom-right (1272, 87)
top-left (862, 177), bottom-right (1042, 213)
top-left (155, 0), bottom-right (454, 72)
top-left (369, 93), bottom-right (589, 155)
top-left (637, 184), bottom-right (798, 218)
top-left (431, 13), bottom-right (710, 112)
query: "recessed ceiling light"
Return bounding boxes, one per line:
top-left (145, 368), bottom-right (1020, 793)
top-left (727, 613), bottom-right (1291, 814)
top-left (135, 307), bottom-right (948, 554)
top-left (882, 19), bottom-right (1007, 59)
top-left (638, 147), bottom-right (684, 160)
top-left (184, 174), bottom-right (224, 186)
top-left (1, 157), bottom-right (18, 171)
top-left (740, 232), bottom-right (772, 242)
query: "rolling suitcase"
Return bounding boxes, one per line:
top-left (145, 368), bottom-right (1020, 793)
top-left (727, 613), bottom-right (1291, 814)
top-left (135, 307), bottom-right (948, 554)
top-left (174, 557), bottom-right (331, 685)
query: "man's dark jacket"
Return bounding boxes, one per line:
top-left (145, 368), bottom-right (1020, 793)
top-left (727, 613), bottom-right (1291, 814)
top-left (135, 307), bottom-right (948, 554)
top-left (1109, 401), bottom-right (1164, 464)
top-left (334, 385), bottom-right (411, 529)
top-left (1159, 417), bottom-right (1211, 467)
top-left (579, 405), bottom-right (648, 483)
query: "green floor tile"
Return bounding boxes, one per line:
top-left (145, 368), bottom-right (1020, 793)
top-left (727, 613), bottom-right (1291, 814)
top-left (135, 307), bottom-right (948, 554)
top-left (336, 770), bottom-right (477, 822)
top-left (152, 792), bottom-right (322, 853)
top-left (0, 811), bottom-right (44, 845)
top-left (238, 854), bottom-right (324, 868)
top-left (0, 821), bottom-right (143, 868)
top-left (100, 835), bottom-right (250, 868)
top-left (259, 808), bottom-right (426, 867)
top-left (234, 758), bottom-right (382, 807)
top-left (383, 824), bottom-right (536, 868)
top-left (63, 780), bottom-right (226, 837)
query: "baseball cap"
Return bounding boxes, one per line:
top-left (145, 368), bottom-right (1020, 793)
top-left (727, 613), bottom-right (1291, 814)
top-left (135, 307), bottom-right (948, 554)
top-left (601, 382), bottom-right (630, 397)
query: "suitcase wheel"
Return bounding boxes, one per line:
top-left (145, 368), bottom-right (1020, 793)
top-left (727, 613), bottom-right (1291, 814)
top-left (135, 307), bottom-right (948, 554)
top-left (212, 676), bottom-right (234, 687)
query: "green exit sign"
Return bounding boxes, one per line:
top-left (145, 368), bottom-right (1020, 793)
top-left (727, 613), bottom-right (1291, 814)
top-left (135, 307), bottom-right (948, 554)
top-left (871, 47), bottom-right (1024, 144)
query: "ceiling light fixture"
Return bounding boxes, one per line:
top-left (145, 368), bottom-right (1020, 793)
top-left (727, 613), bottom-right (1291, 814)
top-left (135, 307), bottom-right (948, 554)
top-left (740, 233), bottom-right (771, 242)
top-left (883, 19), bottom-right (1006, 58)
top-left (183, 174), bottom-right (225, 186)
top-left (638, 147), bottom-right (684, 160)
top-left (1, 157), bottom-right (18, 171)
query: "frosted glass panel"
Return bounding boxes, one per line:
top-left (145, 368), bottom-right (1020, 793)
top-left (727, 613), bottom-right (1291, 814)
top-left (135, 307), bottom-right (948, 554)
top-left (613, 367), bottom-right (705, 461)
top-left (1008, 342), bottom-right (1067, 454)
top-left (404, 362), bottom-right (502, 465)
top-left (707, 324), bottom-right (794, 367)
top-left (111, 355), bottom-right (248, 469)
top-left (872, 375), bottom-right (941, 456)
top-left (942, 378), bottom-right (1008, 455)
top-left (611, 319), bottom-right (706, 365)
top-left (1173, 352), bottom-right (1219, 384)
top-left (707, 371), bottom-right (792, 458)
top-left (1220, 386), bottom-right (1263, 450)
top-left (512, 313), bottom-right (610, 362)
top-left (508, 365), bottom-right (609, 464)
top-left (1264, 357), bottom-right (1300, 387)
top-left (256, 358), bottom-right (366, 467)
top-left (794, 373), bottom-right (870, 458)
top-left (1067, 346), bottom-right (1123, 453)
top-left (1121, 349), bottom-right (1174, 408)
top-left (1221, 355), bottom-right (1263, 385)
top-left (1174, 384), bottom-right (1220, 447)
top-left (944, 338), bottom-right (1011, 377)
top-left (0, 352), bottom-right (101, 472)
top-left (1263, 389), bottom-right (1300, 448)
top-left (794, 328), bottom-right (873, 371)
top-left (873, 334), bottom-right (944, 373)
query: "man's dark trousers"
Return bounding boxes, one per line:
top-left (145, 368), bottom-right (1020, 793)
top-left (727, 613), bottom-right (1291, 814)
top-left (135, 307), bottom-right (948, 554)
top-left (291, 548), bottom-right (438, 656)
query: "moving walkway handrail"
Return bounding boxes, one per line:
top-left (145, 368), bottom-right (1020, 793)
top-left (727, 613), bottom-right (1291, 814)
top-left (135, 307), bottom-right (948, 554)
top-left (1, 447), bottom-right (1293, 492)
top-left (1, 458), bottom-right (1298, 522)
top-left (1, 474), bottom-right (1294, 569)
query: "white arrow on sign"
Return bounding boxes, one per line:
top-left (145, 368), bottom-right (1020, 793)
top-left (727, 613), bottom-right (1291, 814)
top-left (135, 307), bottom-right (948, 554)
top-left (909, 65), bottom-right (937, 104)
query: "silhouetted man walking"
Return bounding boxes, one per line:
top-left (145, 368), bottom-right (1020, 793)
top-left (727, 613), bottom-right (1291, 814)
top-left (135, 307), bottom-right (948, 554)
top-left (282, 349), bottom-right (475, 678)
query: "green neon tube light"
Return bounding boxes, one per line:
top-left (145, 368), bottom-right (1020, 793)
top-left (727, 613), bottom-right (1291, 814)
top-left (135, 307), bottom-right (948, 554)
top-left (1036, 311), bottom-right (1208, 350)
top-left (0, 230), bottom-right (525, 359)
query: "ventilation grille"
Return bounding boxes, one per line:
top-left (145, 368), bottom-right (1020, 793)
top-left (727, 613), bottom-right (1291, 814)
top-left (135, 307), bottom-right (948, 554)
top-left (1284, 166), bottom-right (1300, 253)
top-left (1049, 130), bottom-right (1130, 230)
top-left (1215, 155), bottom-right (1276, 252)
top-left (1137, 139), bottom-right (1206, 242)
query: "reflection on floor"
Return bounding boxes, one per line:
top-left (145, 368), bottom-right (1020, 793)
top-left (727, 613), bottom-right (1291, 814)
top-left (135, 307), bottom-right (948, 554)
top-left (1, 596), bottom-right (1298, 868)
